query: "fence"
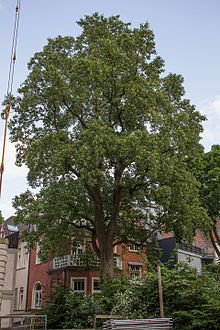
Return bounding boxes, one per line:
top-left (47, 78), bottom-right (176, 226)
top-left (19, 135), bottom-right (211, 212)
top-left (0, 315), bottom-right (47, 330)
top-left (103, 318), bottom-right (173, 329)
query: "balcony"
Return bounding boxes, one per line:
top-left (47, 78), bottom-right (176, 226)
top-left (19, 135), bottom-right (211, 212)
top-left (53, 255), bottom-right (100, 269)
top-left (53, 255), bottom-right (122, 270)
top-left (177, 243), bottom-right (205, 256)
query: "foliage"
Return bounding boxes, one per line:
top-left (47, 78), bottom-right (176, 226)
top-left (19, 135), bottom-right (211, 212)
top-left (110, 264), bottom-right (220, 329)
top-left (194, 145), bottom-right (220, 256)
top-left (10, 13), bottom-right (208, 281)
top-left (63, 293), bottom-right (98, 329)
top-left (0, 211), bottom-right (4, 224)
top-left (42, 287), bottom-right (68, 329)
top-left (43, 264), bottom-right (220, 329)
top-left (195, 145), bottom-right (220, 219)
top-left (43, 287), bottom-right (102, 329)
top-left (95, 276), bottom-right (130, 313)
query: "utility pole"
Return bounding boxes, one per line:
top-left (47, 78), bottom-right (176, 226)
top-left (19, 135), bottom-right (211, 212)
top-left (157, 265), bottom-right (164, 318)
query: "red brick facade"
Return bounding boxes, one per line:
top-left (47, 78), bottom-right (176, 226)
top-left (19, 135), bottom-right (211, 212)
top-left (27, 243), bottom-right (146, 310)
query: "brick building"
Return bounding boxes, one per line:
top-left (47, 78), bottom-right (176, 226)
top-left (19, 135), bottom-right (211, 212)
top-left (27, 241), bottom-right (146, 310)
top-left (1, 216), bottom-right (219, 314)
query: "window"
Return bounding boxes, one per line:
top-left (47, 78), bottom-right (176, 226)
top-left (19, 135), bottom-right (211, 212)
top-left (129, 244), bottom-right (140, 252)
top-left (71, 244), bottom-right (84, 256)
top-left (17, 248), bottom-right (21, 268)
top-left (23, 246), bottom-right (29, 267)
top-left (36, 242), bottom-right (42, 264)
top-left (32, 282), bottom-right (42, 309)
top-left (14, 288), bottom-right (18, 309)
top-left (72, 278), bottom-right (87, 294)
top-left (92, 278), bottom-right (101, 293)
top-left (129, 264), bottom-right (142, 277)
top-left (19, 287), bottom-right (24, 309)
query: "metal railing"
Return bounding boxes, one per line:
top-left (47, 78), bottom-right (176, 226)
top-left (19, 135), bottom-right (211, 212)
top-left (53, 255), bottom-right (122, 270)
top-left (0, 315), bottom-right (47, 330)
top-left (177, 243), bottom-right (204, 256)
top-left (53, 255), bottom-right (100, 269)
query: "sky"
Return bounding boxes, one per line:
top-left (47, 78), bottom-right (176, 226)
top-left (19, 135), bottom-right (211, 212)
top-left (0, 0), bottom-right (220, 218)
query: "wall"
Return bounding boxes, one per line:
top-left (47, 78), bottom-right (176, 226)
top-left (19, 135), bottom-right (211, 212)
top-left (27, 246), bottom-right (60, 310)
top-left (177, 249), bottom-right (202, 273)
top-left (27, 242), bottom-right (147, 308)
top-left (116, 244), bottom-right (146, 276)
top-left (14, 239), bottom-right (29, 311)
top-left (0, 237), bottom-right (8, 312)
top-left (0, 247), bottom-right (17, 316)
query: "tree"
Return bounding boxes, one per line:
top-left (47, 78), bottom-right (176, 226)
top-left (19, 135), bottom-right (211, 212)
top-left (195, 145), bottom-right (220, 257)
top-left (10, 14), bottom-right (208, 282)
top-left (0, 211), bottom-right (4, 224)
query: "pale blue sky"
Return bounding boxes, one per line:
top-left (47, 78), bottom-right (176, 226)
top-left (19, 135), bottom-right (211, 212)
top-left (0, 0), bottom-right (220, 218)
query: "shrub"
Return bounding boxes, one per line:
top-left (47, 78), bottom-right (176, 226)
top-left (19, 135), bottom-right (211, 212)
top-left (43, 264), bottom-right (220, 329)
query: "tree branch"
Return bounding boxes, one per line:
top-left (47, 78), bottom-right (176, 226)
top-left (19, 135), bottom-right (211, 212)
top-left (66, 219), bottom-right (95, 233)
top-left (63, 98), bottom-right (87, 128)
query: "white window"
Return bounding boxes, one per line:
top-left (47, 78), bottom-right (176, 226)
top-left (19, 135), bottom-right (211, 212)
top-left (32, 282), bottom-right (42, 309)
top-left (23, 246), bottom-right (29, 267)
top-left (92, 278), bottom-right (101, 293)
top-left (129, 264), bottom-right (142, 277)
top-left (19, 287), bottom-right (24, 309)
top-left (71, 244), bottom-right (84, 256)
top-left (36, 242), bottom-right (42, 264)
top-left (17, 248), bottom-right (22, 268)
top-left (129, 244), bottom-right (140, 252)
top-left (72, 278), bottom-right (87, 294)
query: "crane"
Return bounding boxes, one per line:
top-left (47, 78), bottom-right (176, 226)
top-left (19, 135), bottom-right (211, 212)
top-left (0, 0), bottom-right (21, 197)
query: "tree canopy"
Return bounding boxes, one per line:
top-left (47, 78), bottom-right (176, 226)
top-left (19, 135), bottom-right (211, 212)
top-left (10, 13), bottom-right (208, 281)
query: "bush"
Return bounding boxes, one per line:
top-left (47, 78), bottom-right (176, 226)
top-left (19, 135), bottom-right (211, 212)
top-left (42, 287), bottom-right (69, 329)
top-left (43, 264), bottom-right (220, 329)
top-left (63, 293), bottom-right (97, 329)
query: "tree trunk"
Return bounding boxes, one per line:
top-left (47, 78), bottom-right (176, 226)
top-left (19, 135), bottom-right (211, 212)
top-left (99, 235), bottom-right (115, 283)
top-left (209, 217), bottom-right (220, 259)
top-left (90, 181), bottom-right (120, 283)
top-left (210, 229), bottom-right (220, 259)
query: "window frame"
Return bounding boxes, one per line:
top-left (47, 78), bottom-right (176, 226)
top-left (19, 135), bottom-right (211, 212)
top-left (129, 264), bottom-right (142, 277)
top-left (35, 242), bottom-right (42, 265)
top-left (92, 277), bottom-right (101, 293)
top-left (128, 244), bottom-right (140, 252)
top-left (18, 287), bottom-right (24, 309)
top-left (71, 277), bottom-right (87, 294)
top-left (71, 244), bottom-right (84, 256)
top-left (32, 282), bottom-right (42, 309)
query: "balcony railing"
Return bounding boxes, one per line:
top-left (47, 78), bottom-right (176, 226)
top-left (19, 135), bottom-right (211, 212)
top-left (177, 243), bottom-right (205, 256)
top-left (53, 255), bottom-right (122, 270)
top-left (53, 255), bottom-right (100, 269)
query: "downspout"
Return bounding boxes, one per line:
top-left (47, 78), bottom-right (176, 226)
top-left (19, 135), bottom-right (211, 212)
top-left (25, 247), bottom-right (31, 312)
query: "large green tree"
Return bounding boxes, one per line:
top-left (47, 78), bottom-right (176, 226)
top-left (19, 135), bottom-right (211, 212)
top-left (195, 145), bottom-right (220, 257)
top-left (10, 14), bottom-right (208, 282)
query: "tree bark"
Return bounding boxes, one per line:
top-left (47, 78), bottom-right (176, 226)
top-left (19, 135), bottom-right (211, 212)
top-left (99, 237), bottom-right (115, 283)
top-left (210, 229), bottom-right (220, 259)
top-left (209, 217), bottom-right (220, 259)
